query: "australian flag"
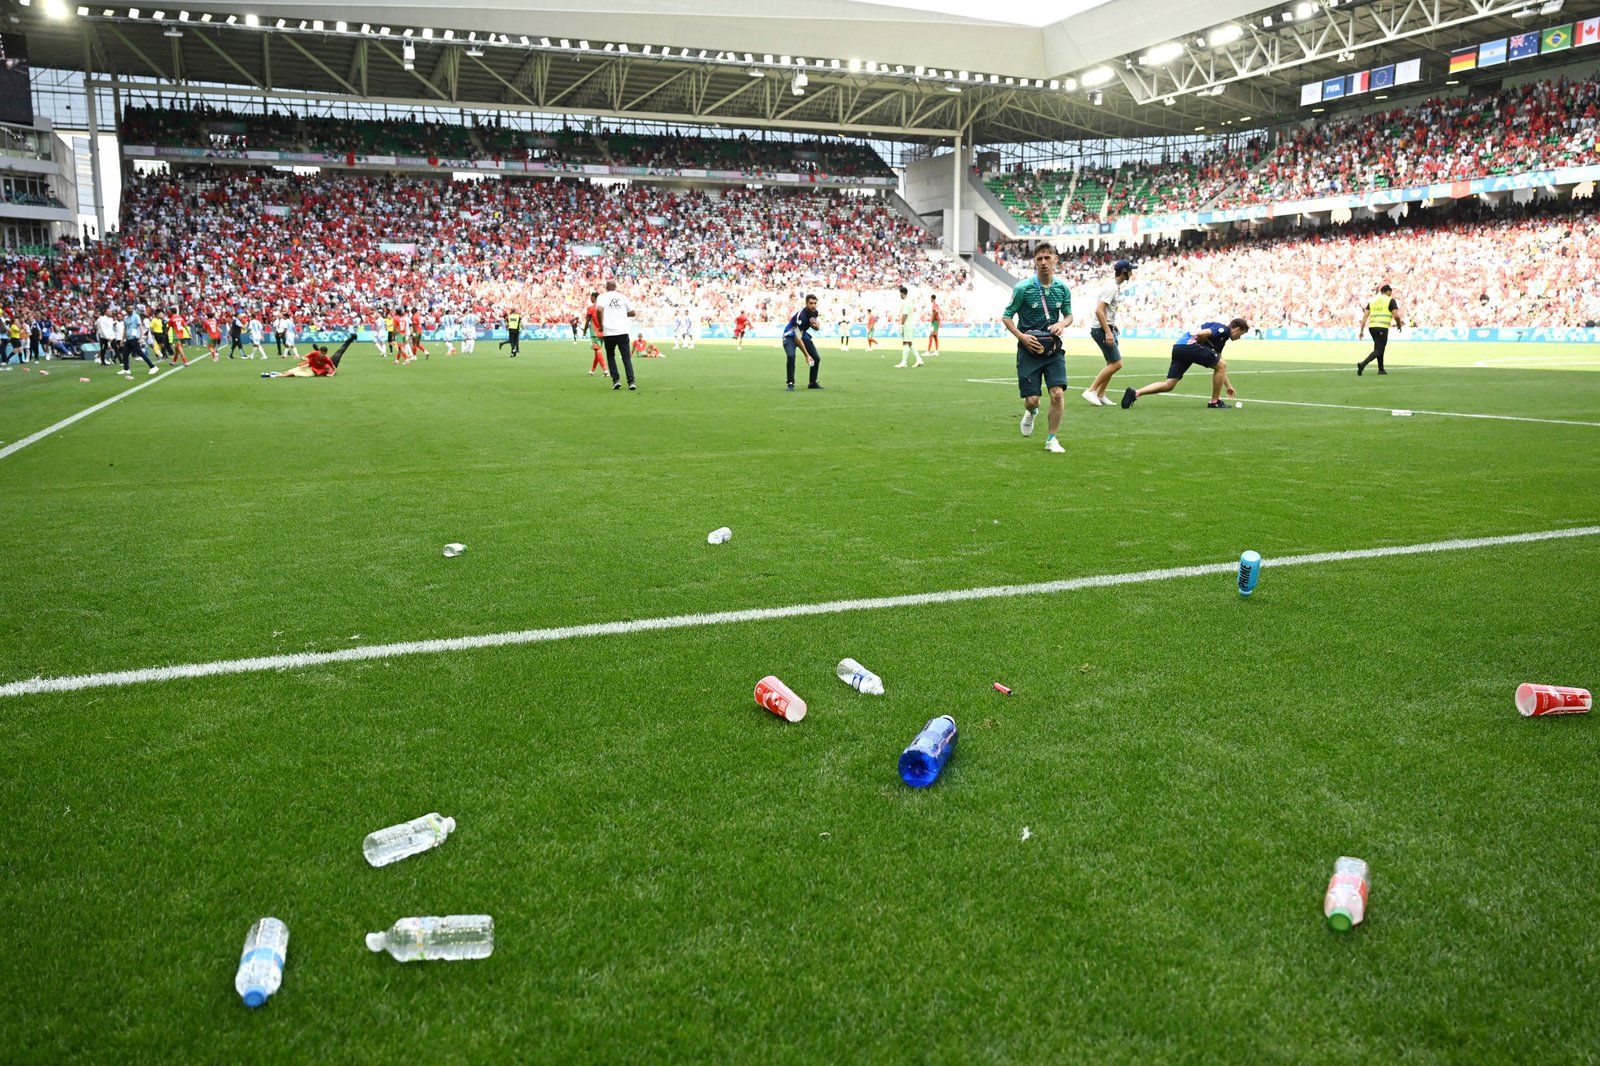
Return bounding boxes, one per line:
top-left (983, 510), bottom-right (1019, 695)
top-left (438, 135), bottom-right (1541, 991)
top-left (1509, 31), bottom-right (1540, 60)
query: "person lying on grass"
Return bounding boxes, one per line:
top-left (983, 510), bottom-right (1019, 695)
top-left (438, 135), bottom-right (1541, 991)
top-left (261, 334), bottom-right (355, 378)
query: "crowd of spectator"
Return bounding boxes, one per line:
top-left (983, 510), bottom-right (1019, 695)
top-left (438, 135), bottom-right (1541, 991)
top-left (118, 104), bottom-right (892, 176)
top-left (991, 198), bottom-right (1600, 329)
top-left (0, 169), bottom-right (971, 340)
top-left (1222, 76), bottom-right (1600, 205)
top-left (984, 144), bottom-right (1258, 226)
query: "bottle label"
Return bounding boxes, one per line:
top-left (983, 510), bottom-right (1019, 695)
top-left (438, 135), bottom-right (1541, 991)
top-left (239, 947), bottom-right (284, 969)
top-left (1328, 873), bottom-right (1368, 904)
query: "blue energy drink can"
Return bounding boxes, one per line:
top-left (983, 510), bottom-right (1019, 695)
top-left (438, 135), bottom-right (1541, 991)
top-left (1237, 550), bottom-right (1262, 596)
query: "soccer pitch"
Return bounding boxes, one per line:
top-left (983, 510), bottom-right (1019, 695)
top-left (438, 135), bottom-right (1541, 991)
top-left (3, 337), bottom-right (1597, 1062)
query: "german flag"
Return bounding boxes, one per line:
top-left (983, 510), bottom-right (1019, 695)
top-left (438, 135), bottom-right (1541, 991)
top-left (1448, 47), bottom-right (1478, 73)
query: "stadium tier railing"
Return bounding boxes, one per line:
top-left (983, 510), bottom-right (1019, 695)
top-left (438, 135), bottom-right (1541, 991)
top-left (118, 144), bottom-right (897, 189)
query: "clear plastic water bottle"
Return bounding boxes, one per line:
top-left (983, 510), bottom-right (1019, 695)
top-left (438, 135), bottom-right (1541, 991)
top-left (362, 812), bottom-right (457, 867)
top-left (899, 715), bottom-right (957, 788)
top-left (235, 917), bottom-right (289, 1008)
top-left (1237, 550), bottom-right (1261, 597)
top-left (366, 915), bottom-right (494, 962)
top-left (836, 658), bottom-right (884, 695)
top-left (707, 527), bottom-right (732, 545)
top-left (1323, 856), bottom-right (1370, 931)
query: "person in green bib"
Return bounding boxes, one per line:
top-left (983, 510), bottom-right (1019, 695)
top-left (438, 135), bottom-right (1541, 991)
top-left (1357, 284), bottom-right (1403, 375)
top-left (1002, 242), bottom-right (1074, 453)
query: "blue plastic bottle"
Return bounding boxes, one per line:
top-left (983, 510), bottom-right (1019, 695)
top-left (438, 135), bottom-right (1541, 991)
top-left (1237, 550), bottom-right (1262, 597)
top-left (898, 715), bottom-right (958, 788)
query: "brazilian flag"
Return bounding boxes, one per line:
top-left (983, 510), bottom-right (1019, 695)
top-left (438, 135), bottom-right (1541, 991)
top-left (1542, 23), bottom-right (1573, 52)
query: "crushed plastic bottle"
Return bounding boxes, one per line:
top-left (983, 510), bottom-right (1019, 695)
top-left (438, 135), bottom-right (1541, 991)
top-left (707, 527), bottom-right (732, 544)
top-left (442, 543), bottom-right (466, 557)
top-left (1323, 856), bottom-right (1370, 931)
top-left (836, 658), bottom-right (884, 695)
top-left (366, 915), bottom-right (494, 962)
top-left (899, 715), bottom-right (958, 787)
top-left (235, 917), bottom-right (289, 1008)
top-left (363, 812), bottom-right (457, 867)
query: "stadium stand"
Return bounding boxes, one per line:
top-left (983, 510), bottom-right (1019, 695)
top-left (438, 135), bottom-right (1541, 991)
top-left (1223, 75), bottom-right (1600, 205)
top-left (0, 168), bottom-right (971, 336)
top-left (990, 198), bottom-right (1600, 329)
top-left (118, 104), bottom-right (893, 176)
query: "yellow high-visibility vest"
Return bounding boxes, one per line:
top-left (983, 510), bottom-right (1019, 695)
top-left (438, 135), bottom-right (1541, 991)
top-left (1367, 295), bottom-right (1394, 329)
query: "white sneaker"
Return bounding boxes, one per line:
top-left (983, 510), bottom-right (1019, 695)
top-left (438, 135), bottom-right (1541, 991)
top-left (1020, 410), bottom-right (1036, 437)
top-left (1045, 437), bottom-right (1066, 453)
top-left (148, 365), bottom-right (160, 374)
top-left (892, 362), bottom-right (907, 368)
top-left (1082, 389), bottom-right (1103, 406)
top-left (913, 359), bottom-right (925, 367)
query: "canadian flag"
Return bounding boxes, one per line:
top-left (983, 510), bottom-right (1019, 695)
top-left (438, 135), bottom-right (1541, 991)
top-left (1578, 17), bottom-right (1600, 47)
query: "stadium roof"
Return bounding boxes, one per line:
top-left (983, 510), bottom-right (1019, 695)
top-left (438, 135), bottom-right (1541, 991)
top-left (19, 0), bottom-right (1600, 144)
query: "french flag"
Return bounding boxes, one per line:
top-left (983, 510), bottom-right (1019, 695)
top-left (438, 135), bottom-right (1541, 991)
top-left (1577, 17), bottom-right (1600, 47)
top-left (1348, 70), bottom-right (1370, 94)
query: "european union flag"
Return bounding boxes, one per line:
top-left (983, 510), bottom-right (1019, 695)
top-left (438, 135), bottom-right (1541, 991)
top-left (1509, 31), bottom-right (1540, 59)
top-left (1370, 65), bottom-right (1395, 89)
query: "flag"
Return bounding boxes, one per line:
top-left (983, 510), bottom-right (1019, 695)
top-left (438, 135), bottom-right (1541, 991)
top-left (1347, 70), bottom-right (1370, 94)
top-left (1577, 17), bottom-right (1600, 46)
top-left (1322, 76), bottom-right (1346, 100)
top-left (1448, 47), bottom-right (1477, 74)
top-left (1541, 23), bottom-right (1573, 52)
top-left (1395, 58), bottom-right (1422, 84)
top-left (1370, 64), bottom-right (1396, 89)
top-left (1300, 81), bottom-right (1323, 105)
top-left (1509, 31), bottom-right (1540, 60)
top-left (1478, 38), bottom-right (1507, 66)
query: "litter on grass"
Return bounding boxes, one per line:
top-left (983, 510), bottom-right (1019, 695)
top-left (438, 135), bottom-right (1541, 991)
top-left (442, 543), bottom-right (466, 557)
top-left (1392, 409), bottom-right (1414, 417)
top-left (993, 682), bottom-right (1012, 695)
top-left (1515, 683), bottom-right (1591, 716)
top-left (707, 526), bottom-right (732, 544)
top-left (1021, 827), bottom-right (1032, 841)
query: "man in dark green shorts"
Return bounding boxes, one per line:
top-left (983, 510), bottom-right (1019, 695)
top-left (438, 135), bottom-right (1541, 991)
top-left (1002, 242), bottom-right (1074, 453)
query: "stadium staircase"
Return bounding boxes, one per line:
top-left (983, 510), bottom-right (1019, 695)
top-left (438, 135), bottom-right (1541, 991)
top-left (968, 251), bottom-right (1021, 289)
top-left (1049, 169), bottom-right (1081, 228)
top-left (1206, 153), bottom-right (1273, 210)
top-left (965, 174), bottom-right (1021, 240)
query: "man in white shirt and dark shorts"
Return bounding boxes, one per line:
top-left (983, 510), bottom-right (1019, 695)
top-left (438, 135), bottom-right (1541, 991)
top-left (1084, 259), bottom-right (1135, 406)
top-left (598, 280), bottom-right (639, 391)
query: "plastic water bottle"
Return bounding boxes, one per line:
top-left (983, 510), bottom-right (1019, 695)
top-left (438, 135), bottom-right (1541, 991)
top-left (899, 715), bottom-right (957, 788)
top-left (707, 527), bottom-right (732, 545)
top-left (1237, 550), bottom-right (1262, 597)
top-left (366, 915), bottom-right (494, 961)
top-left (362, 812), bottom-right (457, 867)
top-left (442, 542), bottom-right (466, 557)
top-left (1323, 857), bottom-right (1370, 932)
top-left (235, 917), bottom-right (289, 1008)
top-left (836, 658), bottom-right (884, 695)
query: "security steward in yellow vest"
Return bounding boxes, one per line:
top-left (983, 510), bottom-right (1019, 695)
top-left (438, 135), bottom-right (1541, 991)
top-left (499, 311), bottom-right (523, 357)
top-left (1357, 284), bottom-right (1403, 376)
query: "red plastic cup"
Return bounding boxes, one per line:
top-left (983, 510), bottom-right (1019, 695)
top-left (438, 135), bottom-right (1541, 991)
top-left (754, 676), bottom-right (806, 722)
top-left (1515, 683), bottom-right (1591, 717)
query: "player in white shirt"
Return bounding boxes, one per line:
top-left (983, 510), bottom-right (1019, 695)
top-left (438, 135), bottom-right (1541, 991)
top-left (373, 314), bottom-right (388, 357)
top-left (281, 316), bottom-right (300, 360)
top-left (461, 310), bottom-right (479, 354)
top-left (597, 280), bottom-right (639, 390)
top-left (838, 314), bottom-right (850, 351)
top-left (95, 309), bottom-right (117, 367)
top-left (1083, 259), bottom-right (1135, 406)
top-left (679, 310), bottom-right (695, 349)
top-left (249, 316), bottom-right (266, 360)
top-left (892, 285), bottom-right (923, 368)
top-left (441, 310), bottom-right (459, 356)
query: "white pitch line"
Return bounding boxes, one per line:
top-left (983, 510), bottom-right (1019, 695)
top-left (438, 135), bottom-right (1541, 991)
top-left (3, 525), bottom-right (1597, 700)
top-left (0, 363), bottom-right (188, 461)
top-left (1166, 392), bottom-right (1600, 427)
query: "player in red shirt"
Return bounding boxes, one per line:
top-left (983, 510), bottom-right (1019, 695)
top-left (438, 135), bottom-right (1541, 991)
top-left (410, 309), bottom-right (428, 360)
top-left (585, 292), bottom-right (606, 376)
top-left (631, 334), bottom-right (664, 358)
top-left (171, 311), bottom-right (190, 363)
top-left (202, 313), bottom-right (222, 361)
top-left (866, 311), bottom-right (879, 349)
top-left (262, 334), bottom-right (354, 377)
top-left (733, 311), bottom-right (750, 351)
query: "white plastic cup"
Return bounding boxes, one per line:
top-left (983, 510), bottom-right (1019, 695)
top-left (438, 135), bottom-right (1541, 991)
top-left (707, 527), bottom-right (732, 545)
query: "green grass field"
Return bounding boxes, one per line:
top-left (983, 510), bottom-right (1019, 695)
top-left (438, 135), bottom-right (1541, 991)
top-left (3, 337), bottom-right (1598, 1063)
